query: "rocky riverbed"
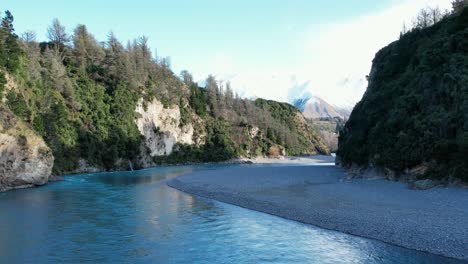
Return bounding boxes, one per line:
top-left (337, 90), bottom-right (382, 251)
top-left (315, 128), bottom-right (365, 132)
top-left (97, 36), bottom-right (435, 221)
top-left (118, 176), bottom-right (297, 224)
top-left (168, 164), bottom-right (468, 261)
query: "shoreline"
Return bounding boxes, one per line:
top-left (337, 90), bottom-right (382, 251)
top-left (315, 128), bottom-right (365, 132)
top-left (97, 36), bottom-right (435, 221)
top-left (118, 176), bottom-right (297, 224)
top-left (1, 155), bottom-right (334, 192)
top-left (56, 155), bottom-right (336, 176)
top-left (167, 165), bottom-right (468, 261)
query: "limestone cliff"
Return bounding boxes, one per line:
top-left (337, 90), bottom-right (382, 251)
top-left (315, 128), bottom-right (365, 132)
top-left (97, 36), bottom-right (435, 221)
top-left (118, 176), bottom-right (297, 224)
top-left (136, 98), bottom-right (205, 158)
top-left (0, 106), bottom-right (54, 192)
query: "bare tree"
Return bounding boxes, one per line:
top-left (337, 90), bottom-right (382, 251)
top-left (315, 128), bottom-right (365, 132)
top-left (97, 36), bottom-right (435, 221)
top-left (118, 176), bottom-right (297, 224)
top-left (47, 18), bottom-right (69, 47)
top-left (180, 70), bottom-right (193, 85)
top-left (19, 31), bottom-right (41, 79)
top-left (414, 7), bottom-right (431, 28)
top-left (430, 6), bottom-right (443, 25)
top-left (410, 6), bottom-right (447, 30)
top-left (21, 30), bottom-right (36, 43)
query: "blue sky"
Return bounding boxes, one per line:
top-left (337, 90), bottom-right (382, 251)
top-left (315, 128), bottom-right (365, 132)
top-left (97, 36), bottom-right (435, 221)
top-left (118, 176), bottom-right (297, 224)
top-left (2, 0), bottom-right (452, 107)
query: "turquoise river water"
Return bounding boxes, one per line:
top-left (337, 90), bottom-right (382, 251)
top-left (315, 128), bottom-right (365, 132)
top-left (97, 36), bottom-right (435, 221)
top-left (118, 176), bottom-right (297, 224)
top-left (0, 164), bottom-right (464, 264)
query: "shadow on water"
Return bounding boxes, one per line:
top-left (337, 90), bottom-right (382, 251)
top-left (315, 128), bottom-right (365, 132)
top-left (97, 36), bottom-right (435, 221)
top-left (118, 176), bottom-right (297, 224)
top-left (88, 167), bottom-right (196, 186)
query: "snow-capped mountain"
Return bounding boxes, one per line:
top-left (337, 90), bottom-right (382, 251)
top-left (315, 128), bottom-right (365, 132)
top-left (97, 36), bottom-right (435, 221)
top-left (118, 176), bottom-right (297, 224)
top-left (293, 96), bottom-right (350, 119)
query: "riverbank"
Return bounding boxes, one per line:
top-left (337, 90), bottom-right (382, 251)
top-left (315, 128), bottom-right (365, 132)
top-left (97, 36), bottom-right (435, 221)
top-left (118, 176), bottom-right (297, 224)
top-left (168, 165), bottom-right (468, 261)
top-left (243, 155), bottom-right (335, 164)
top-left (154, 155), bottom-right (336, 167)
top-left (0, 154), bottom-right (334, 192)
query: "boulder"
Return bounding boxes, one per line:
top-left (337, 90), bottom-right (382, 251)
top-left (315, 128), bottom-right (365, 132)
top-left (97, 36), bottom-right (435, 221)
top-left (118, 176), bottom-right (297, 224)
top-left (0, 107), bottom-right (54, 192)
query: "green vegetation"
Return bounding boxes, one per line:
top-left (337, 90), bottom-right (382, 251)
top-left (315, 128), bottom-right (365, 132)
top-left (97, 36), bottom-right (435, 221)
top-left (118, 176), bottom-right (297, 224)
top-left (0, 12), bottom-right (186, 173)
top-left (0, 11), bottom-right (21, 73)
top-left (0, 11), bottom-right (328, 173)
top-left (157, 83), bottom-right (329, 165)
top-left (155, 119), bottom-right (237, 164)
top-left (309, 117), bottom-right (346, 152)
top-left (338, 8), bottom-right (468, 182)
top-left (0, 71), bottom-right (6, 100)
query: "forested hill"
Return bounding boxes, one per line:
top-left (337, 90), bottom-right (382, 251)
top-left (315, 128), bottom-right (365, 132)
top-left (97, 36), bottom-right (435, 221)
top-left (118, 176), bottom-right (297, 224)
top-left (337, 8), bottom-right (468, 182)
top-left (0, 13), bottom-right (328, 175)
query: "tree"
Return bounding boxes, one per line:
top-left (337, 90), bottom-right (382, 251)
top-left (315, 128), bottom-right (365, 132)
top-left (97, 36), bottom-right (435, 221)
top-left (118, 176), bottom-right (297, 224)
top-left (103, 31), bottom-right (128, 84)
top-left (19, 30), bottom-right (42, 80)
top-left (180, 70), bottom-right (193, 85)
top-left (1, 10), bottom-right (15, 34)
top-left (0, 11), bottom-right (21, 72)
top-left (429, 6), bottom-right (443, 25)
top-left (206, 75), bottom-right (219, 117)
top-left (106, 31), bottom-right (123, 53)
top-left (400, 23), bottom-right (408, 37)
top-left (47, 18), bottom-right (69, 47)
top-left (160, 56), bottom-right (171, 69)
top-left (42, 49), bottom-right (75, 104)
top-left (72, 24), bottom-right (104, 66)
top-left (452, 0), bottom-right (467, 13)
top-left (413, 8), bottom-right (431, 28)
top-left (21, 31), bottom-right (36, 43)
top-left (225, 81), bottom-right (234, 108)
top-left (411, 6), bottom-right (445, 30)
top-left (216, 80), bottom-right (226, 114)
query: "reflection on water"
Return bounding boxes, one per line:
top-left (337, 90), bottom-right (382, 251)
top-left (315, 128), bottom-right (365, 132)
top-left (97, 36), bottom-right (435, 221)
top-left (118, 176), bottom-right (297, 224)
top-left (0, 165), bottom-right (465, 264)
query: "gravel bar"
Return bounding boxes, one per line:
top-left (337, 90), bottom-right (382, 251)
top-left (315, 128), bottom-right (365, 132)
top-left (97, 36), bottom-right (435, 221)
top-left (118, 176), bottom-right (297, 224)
top-left (167, 165), bottom-right (468, 261)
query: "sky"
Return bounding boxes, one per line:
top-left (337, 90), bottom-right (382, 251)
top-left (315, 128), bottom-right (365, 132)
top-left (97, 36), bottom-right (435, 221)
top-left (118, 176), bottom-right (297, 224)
top-left (3, 0), bottom-right (453, 107)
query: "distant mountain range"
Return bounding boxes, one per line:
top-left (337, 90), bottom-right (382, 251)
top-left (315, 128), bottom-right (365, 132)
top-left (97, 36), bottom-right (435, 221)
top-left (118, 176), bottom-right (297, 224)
top-left (293, 96), bottom-right (351, 119)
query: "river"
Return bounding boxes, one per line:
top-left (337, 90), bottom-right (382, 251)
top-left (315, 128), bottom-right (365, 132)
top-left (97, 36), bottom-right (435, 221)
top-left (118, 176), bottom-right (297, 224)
top-left (0, 164), bottom-right (463, 263)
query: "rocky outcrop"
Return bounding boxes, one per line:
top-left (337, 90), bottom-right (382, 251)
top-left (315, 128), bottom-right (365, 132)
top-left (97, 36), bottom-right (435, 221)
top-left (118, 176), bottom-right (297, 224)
top-left (0, 106), bottom-right (54, 192)
top-left (338, 162), bottom-right (463, 190)
top-left (248, 126), bottom-right (259, 139)
top-left (0, 71), bottom-right (18, 104)
top-left (267, 144), bottom-right (286, 158)
top-left (135, 99), bottom-right (197, 157)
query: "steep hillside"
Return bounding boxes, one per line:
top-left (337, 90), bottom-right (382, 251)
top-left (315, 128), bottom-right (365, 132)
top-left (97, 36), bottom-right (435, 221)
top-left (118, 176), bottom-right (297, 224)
top-left (292, 96), bottom-right (348, 152)
top-left (338, 9), bottom-right (468, 182)
top-left (0, 12), bottom-right (328, 184)
top-left (310, 118), bottom-right (345, 152)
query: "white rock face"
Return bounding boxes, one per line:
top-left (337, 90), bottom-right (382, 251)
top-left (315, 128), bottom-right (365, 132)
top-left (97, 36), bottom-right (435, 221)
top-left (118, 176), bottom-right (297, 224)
top-left (249, 126), bottom-right (259, 138)
top-left (135, 99), bottom-right (194, 156)
top-left (0, 107), bottom-right (54, 192)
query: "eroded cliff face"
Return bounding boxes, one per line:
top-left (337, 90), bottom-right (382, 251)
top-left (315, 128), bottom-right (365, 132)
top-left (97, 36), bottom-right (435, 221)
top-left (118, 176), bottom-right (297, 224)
top-left (0, 106), bottom-right (54, 192)
top-left (135, 99), bottom-right (197, 157)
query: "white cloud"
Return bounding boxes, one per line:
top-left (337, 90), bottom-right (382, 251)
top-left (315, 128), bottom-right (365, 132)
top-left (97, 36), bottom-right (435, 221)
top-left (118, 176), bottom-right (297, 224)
top-left (191, 0), bottom-right (452, 107)
top-left (298, 0), bottom-right (452, 107)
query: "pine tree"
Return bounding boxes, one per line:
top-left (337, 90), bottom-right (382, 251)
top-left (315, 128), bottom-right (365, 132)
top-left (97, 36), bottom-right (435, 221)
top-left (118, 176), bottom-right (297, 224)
top-left (1, 11), bottom-right (15, 34)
